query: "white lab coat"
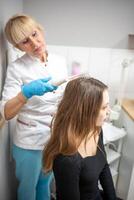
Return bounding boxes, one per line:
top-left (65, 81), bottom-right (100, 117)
top-left (0, 53), bottom-right (68, 150)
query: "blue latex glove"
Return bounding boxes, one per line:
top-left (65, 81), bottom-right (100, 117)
top-left (21, 77), bottom-right (57, 99)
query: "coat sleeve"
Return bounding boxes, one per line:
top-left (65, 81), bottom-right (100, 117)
top-left (0, 61), bottom-right (23, 119)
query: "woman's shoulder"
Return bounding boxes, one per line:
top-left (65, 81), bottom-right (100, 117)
top-left (9, 53), bottom-right (36, 67)
top-left (16, 53), bottom-right (33, 65)
top-left (53, 154), bottom-right (82, 185)
top-left (53, 153), bottom-right (81, 171)
top-left (8, 53), bottom-right (27, 68)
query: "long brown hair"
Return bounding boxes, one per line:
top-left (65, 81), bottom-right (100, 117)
top-left (43, 76), bottom-right (108, 172)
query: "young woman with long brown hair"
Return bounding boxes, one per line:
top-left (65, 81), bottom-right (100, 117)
top-left (43, 76), bottom-right (117, 200)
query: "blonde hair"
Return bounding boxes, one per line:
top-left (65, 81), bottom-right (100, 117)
top-left (43, 76), bottom-right (108, 173)
top-left (5, 13), bottom-right (44, 46)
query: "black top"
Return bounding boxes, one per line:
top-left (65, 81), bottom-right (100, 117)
top-left (53, 130), bottom-right (117, 200)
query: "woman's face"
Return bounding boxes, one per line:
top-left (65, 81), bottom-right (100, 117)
top-left (17, 28), bottom-right (46, 61)
top-left (96, 90), bottom-right (110, 126)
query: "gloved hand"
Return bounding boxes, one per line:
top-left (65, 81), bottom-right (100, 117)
top-left (21, 77), bottom-right (57, 99)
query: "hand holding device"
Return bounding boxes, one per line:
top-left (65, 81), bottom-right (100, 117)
top-left (21, 77), bottom-right (57, 99)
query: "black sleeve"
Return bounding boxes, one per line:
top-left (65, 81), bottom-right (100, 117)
top-left (99, 163), bottom-right (117, 200)
top-left (99, 129), bottom-right (117, 199)
top-left (53, 155), bottom-right (81, 200)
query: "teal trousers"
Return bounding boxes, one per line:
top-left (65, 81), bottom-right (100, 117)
top-left (12, 145), bottom-right (53, 200)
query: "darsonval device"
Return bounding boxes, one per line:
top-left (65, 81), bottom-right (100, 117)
top-left (49, 74), bottom-right (86, 86)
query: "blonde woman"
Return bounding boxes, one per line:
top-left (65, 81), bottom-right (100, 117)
top-left (0, 14), bottom-right (67, 200)
top-left (43, 77), bottom-right (117, 200)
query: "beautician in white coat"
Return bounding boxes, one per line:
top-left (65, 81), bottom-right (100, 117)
top-left (0, 14), bottom-right (67, 200)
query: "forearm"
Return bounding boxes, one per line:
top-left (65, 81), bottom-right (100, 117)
top-left (4, 92), bottom-right (27, 120)
top-left (3, 77), bottom-right (57, 120)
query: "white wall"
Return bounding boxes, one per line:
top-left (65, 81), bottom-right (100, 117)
top-left (0, 1), bottom-right (23, 199)
top-left (47, 45), bottom-right (134, 107)
top-left (23, 0), bottom-right (134, 48)
top-left (23, 0), bottom-right (134, 105)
